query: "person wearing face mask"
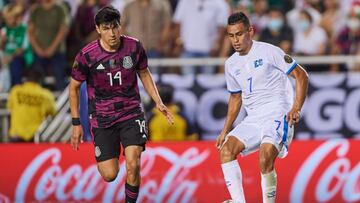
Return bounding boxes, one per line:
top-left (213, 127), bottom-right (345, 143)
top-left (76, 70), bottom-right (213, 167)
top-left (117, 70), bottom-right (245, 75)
top-left (259, 7), bottom-right (294, 54)
top-left (293, 10), bottom-right (328, 71)
top-left (333, 2), bottom-right (360, 71)
top-left (293, 10), bottom-right (328, 54)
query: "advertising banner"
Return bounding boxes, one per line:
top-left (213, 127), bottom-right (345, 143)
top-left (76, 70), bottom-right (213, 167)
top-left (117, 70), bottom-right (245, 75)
top-left (148, 73), bottom-right (360, 140)
top-left (0, 139), bottom-right (359, 203)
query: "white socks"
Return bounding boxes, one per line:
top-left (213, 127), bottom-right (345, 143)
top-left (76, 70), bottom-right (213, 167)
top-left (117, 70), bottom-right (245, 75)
top-left (221, 160), bottom-right (246, 203)
top-left (261, 170), bottom-right (277, 203)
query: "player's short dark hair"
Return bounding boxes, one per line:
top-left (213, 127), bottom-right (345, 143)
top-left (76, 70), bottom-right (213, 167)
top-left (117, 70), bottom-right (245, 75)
top-left (228, 12), bottom-right (250, 28)
top-left (158, 84), bottom-right (174, 105)
top-left (94, 6), bottom-right (121, 26)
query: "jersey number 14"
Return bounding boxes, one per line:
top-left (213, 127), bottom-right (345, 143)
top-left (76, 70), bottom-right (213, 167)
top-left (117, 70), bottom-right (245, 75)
top-left (107, 71), bottom-right (122, 86)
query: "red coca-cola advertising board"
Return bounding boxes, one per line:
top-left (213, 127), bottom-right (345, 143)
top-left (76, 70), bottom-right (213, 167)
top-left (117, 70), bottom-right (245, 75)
top-left (0, 139), bottom-right (359, 203)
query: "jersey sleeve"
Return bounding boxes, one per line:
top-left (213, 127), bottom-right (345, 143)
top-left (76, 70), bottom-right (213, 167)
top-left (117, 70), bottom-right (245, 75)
top-left (137, 42), bottom-right (148, 70)
top-left (71, 51), bottom-right (89, 82)
top-left (270, 46), bottom-right (297, 75)
top-left (225, 62), bottom-right (242, 94)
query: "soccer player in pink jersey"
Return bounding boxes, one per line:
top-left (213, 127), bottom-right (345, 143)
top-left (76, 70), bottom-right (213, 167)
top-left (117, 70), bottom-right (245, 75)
top-left (69, 6), bottom-right (173, 203)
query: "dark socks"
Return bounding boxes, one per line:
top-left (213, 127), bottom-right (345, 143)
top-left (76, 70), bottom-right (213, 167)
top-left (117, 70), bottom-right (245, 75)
top-left (125, 182), bottom-right (139, 203)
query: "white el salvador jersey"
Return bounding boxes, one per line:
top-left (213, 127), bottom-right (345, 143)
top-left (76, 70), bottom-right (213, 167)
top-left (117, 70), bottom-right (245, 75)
top-left (224, 40), bottom-right (297, 158)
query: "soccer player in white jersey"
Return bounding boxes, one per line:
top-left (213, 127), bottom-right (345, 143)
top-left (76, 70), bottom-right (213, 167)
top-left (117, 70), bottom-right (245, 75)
top-left (216, 12), bottom-right (309, 203)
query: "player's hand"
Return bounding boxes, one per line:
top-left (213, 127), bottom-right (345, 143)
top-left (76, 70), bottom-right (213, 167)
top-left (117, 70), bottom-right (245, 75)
top-left (70, 125), bottom-right (84, 151)
top-left (156, 102), bottom-right (174, 125)
top-left (216, 132), bottom-right (227, 151)
top-left (286, 108), bottom-right (301, 127)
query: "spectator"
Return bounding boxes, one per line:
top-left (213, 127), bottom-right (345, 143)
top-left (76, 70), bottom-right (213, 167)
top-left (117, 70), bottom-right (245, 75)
top-left (173, 0), bottom-right (230, 74)
top-left (122, 0), bottom-right (172, 73)
top-left (0, 3), bottom-right (31, 86)
top-left (111, 0), bottom-right (133, 13)
top-left (259, 7), bottom-right (294, 54)
top-left (286, 0), bottom-right (322, 31)
top-left (67, 0), bottom-right (100, 62)
top-left (217, 0), bottom-right (251, 70)
top-left (268, 0), bottom-right (294, 13)
top-left (6, 69), bottom-right (56, 142)
top-left (319, 0), bottom-right (346, 41)
top-left (148, 84), bottom-right (198, 141)
top-left (249, 0), bottom-right (269, 36)
top-left (63, 0), bottom-right (81, 17)
top-left (333, 0), bottom-right (360, 71)
top-left (0, 50), bottom-right (11, 92)
top-left (28, 0), bottom-right (69, 90)
top-left (168, 0), bottom-right (179, 13)
top-left (293, 10), bottom-right (328, 71)
top-left (293, 10), bottom-right (327, 56)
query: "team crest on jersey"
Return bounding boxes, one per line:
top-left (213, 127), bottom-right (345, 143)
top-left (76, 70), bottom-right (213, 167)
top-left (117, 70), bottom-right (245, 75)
top-left (254, 59), bottom-right (263, 68)
top-left (123, 56), bottom-right (133, 69)
top-left (284, 55), bottom-right (293, 63)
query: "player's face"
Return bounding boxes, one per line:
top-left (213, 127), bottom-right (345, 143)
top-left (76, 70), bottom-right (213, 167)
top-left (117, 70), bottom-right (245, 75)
top-left (96, 22), bottom-right (122, 48)
top-left (227, 22), bottom-right (254, 55)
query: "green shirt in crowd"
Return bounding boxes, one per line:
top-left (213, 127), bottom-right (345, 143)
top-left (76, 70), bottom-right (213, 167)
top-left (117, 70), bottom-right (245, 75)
top-left (1, 24), bottom-right (33, 66)
top-left (30, 4), bottom-right (67, 53)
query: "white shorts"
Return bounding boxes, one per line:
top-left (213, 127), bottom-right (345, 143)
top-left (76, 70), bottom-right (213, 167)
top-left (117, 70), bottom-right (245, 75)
top-left (225, 111), bottom-right (294, 158)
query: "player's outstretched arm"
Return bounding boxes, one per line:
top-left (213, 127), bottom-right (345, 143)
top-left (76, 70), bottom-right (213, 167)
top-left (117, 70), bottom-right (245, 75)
top-left (216, 93), bottom-right (242, 150)
top-left (287, 65), bottom-right (309, 127)
top-left (138, 68), bottom-right (174, 124)
top-left (69, 78), bottom-right (84, 151)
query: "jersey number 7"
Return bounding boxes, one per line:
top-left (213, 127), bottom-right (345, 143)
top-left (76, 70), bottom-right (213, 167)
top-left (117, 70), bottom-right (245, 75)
top-left (247, 77), bottom-right (253, 93)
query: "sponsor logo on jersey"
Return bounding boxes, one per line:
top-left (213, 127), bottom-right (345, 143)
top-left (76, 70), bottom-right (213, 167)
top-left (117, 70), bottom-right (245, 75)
top-left (123, 56), bottom-right (133, 69)
top-left (96, 63), bottom-right (105, 70)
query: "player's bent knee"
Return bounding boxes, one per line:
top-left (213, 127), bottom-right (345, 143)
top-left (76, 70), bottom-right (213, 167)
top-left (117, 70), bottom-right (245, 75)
top-left (220, 145), bottom-right (237, 163)
top-left (101, 170), bottom-right (118, 182)
top-left (259, 144), bottom-right (278, 173)
top-left (97, 160), bottom-right (119, 182)
top-left (259, 156), bottom-right (275, 173)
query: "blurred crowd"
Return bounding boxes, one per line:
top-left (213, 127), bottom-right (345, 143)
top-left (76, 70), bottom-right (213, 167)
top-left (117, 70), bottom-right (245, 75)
top-left (0, 0), bottom-right (360, 142)
top-left (0, 0), bottom-right (359, 92)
